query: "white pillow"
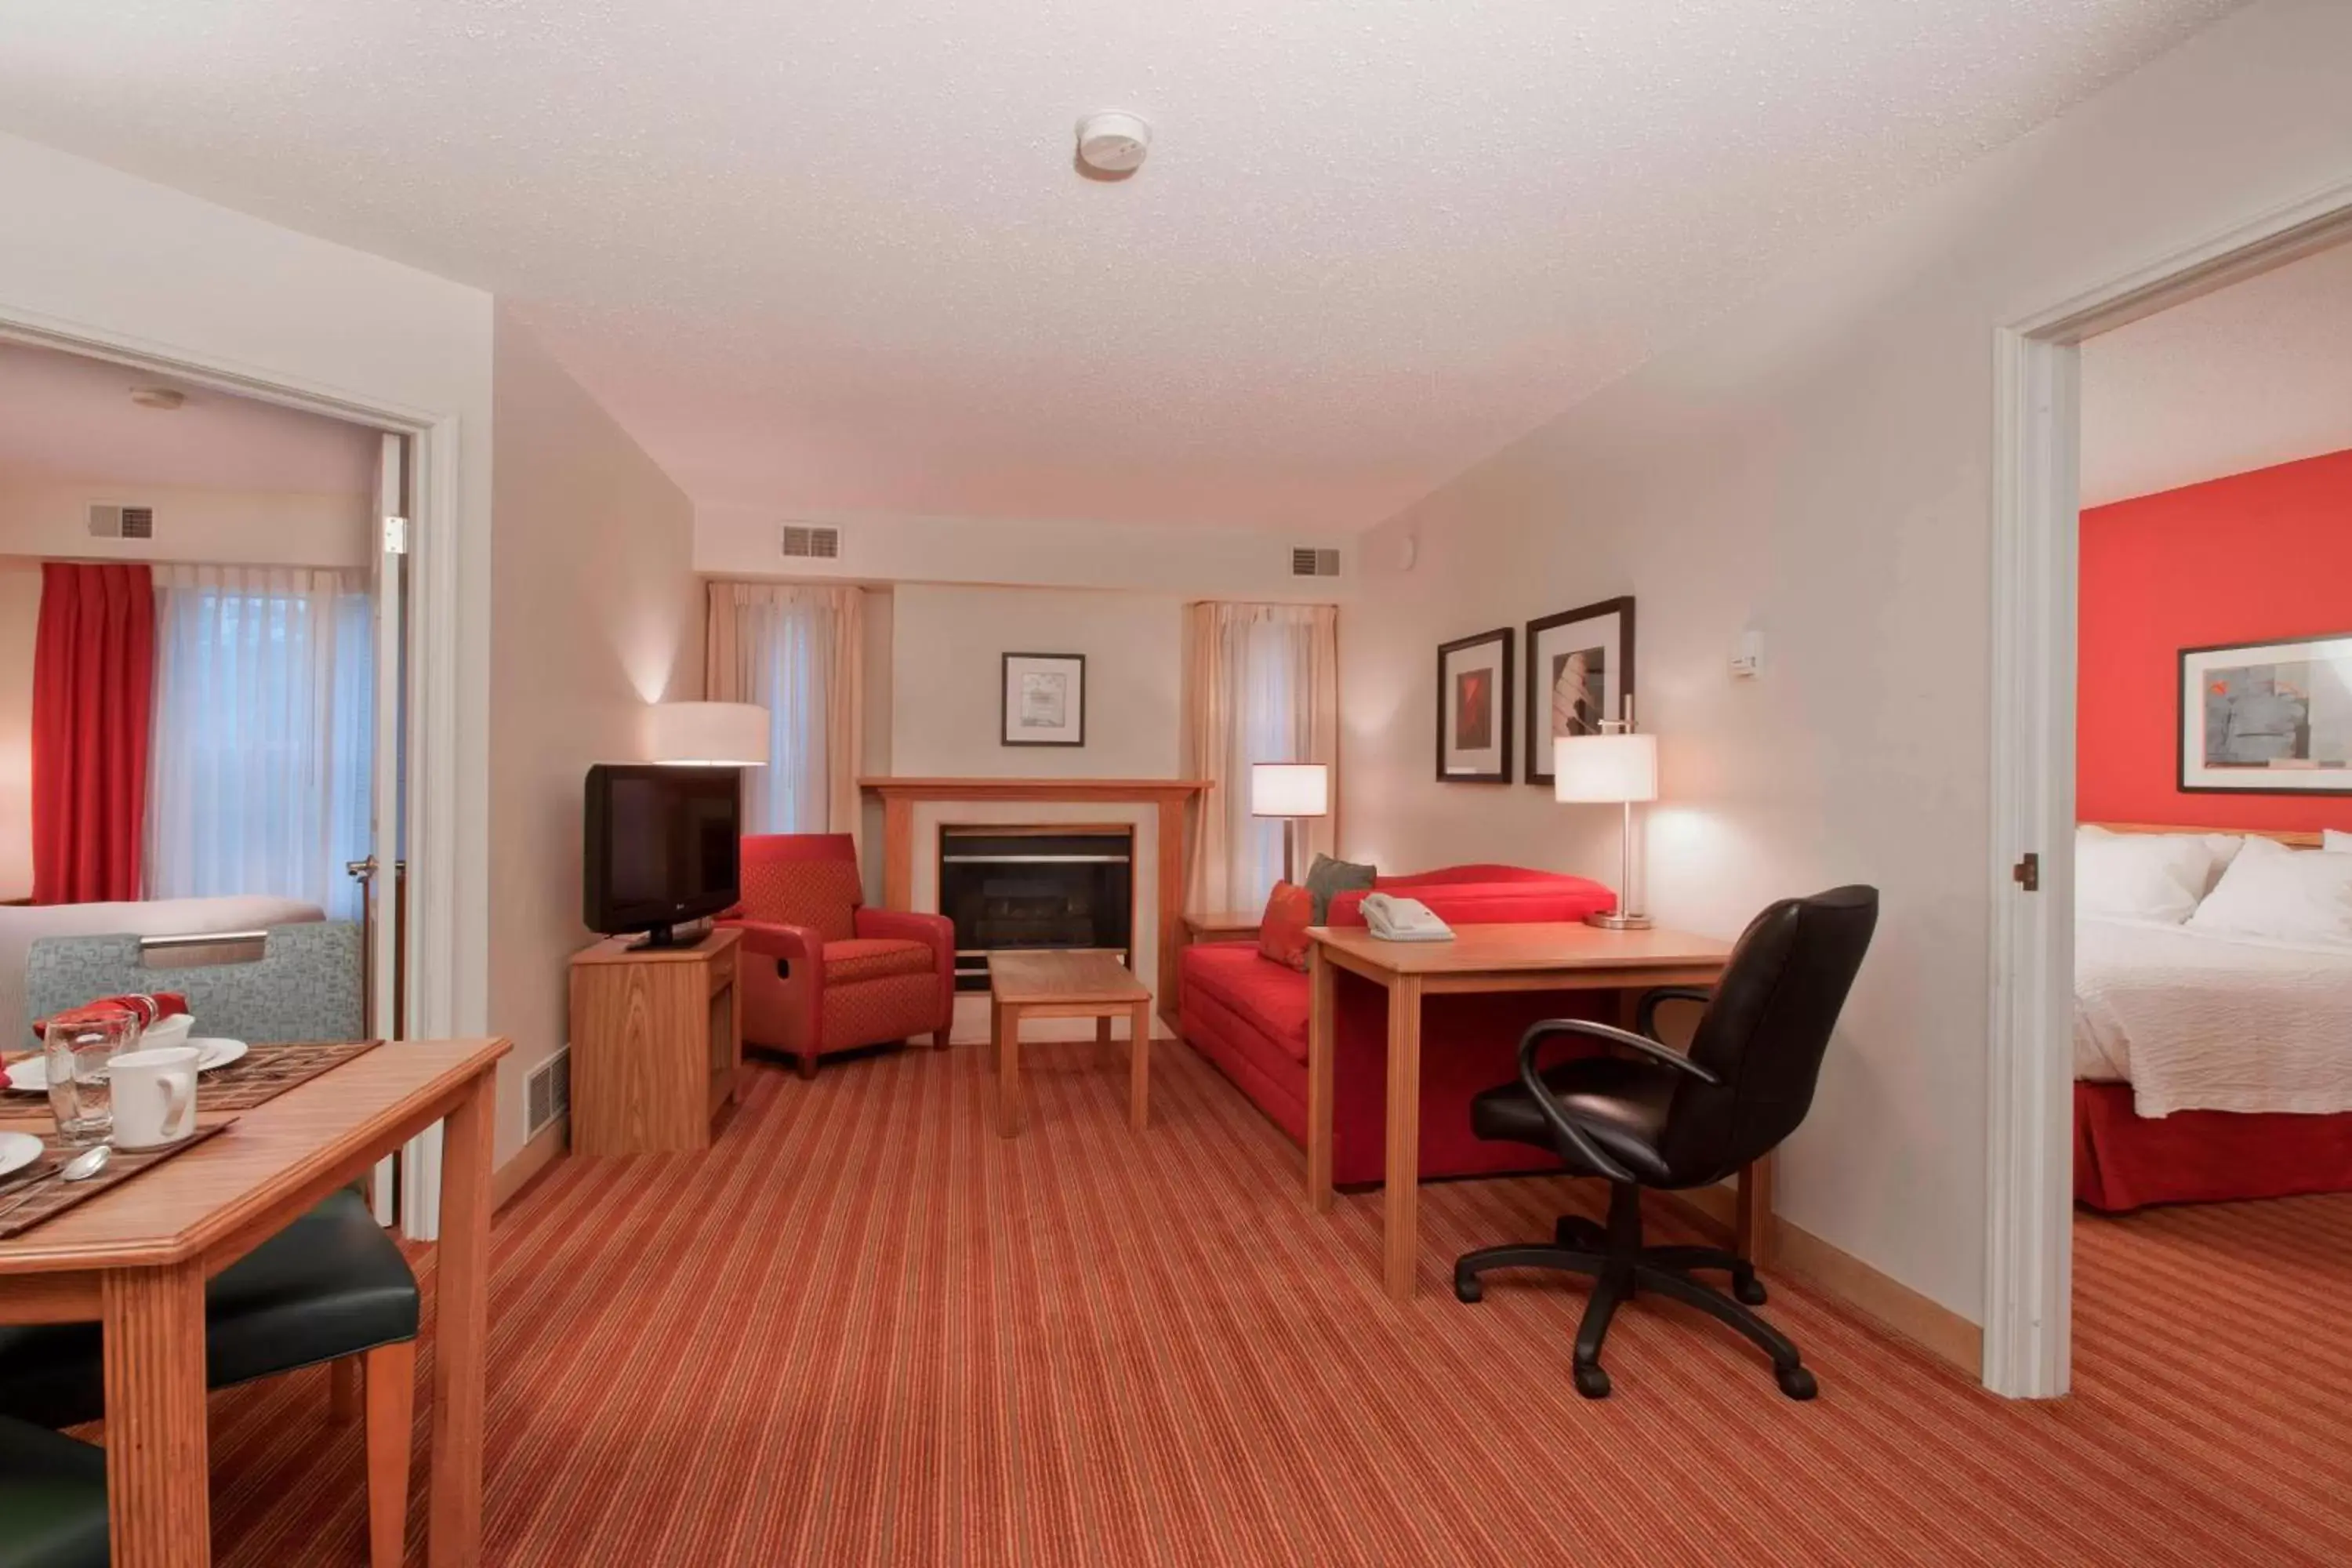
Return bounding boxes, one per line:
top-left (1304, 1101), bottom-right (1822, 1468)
top-left (2187, 836), bottom-right (2352, 946)
top-left (2326, 829), bottom-right (2351, 853)
top-left (2075, 828), bottom-right (2223, 924)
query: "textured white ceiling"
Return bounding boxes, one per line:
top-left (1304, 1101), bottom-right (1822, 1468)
top-left (2081, 239), bottom-right (2352, 508)
top-left (0, 1), bottom-right (2245, 532)
top-left (0, 340), bottom-right (378, 494)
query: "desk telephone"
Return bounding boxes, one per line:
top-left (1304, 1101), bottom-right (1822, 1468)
top-left (1359, 893), bottom-right (1455, 942)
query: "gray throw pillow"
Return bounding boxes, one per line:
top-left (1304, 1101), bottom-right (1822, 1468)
top-left (1303, 854), bottom-right (1377, 924)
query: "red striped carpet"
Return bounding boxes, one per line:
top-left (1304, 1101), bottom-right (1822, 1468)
top-left (194, 1035), bottom-right (2352, 1566)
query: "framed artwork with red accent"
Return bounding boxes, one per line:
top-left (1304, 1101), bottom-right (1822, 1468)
top-left (1436, 626), bottom-right (1512, 784)
top-left (2180, 631), bottom-right (2352, 795)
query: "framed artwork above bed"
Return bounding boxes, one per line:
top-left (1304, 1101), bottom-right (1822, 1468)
top-left (2180, 631), bottom-right (2352, 796)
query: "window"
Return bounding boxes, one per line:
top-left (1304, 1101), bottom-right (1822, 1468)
top-left (145, 565), bottom-right (373, 919)
top-left (1185, 602), bottom-right (1339, 913)
top-left (707, 582), bottom-right (862, 836)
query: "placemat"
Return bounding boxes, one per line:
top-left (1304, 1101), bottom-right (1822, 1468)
top-left (194, 1039), bottom-right (384, 1110)
top-left (0, 1039), bottom-right (383, 1123)
top-left (0, 1121), bottom-right (233, 1241)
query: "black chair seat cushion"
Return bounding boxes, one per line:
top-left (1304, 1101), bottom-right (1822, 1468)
top-left (0, 1416), bottom-right (107, 1568)
top-left (0, 1188), bottom-right (417, 1431)
top-left (1469, 1056), bottom-right (1679, 1185)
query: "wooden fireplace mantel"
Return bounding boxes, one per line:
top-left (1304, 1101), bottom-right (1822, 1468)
top-left (859, 777), bottom-right (1213, 1010)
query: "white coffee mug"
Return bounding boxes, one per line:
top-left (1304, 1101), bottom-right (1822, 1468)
top-left (111, 1046), bottom-right (200, 1150)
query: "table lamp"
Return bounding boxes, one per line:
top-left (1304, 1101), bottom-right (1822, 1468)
top-left (1553, 717), bottom-right (1657, 931)
top-left (1251, 762), bottom-right (1330, 886)
top-left (646, 702), bottom-right (771, 767)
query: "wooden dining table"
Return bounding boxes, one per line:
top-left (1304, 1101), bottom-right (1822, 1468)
top-left (0, 1036), bottom-right (509, 1568)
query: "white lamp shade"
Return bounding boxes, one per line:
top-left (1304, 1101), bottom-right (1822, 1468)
top-left (1250, 762), bottom-right (1330, 818)
top-left (1553, 732), bottom-right (1657, 804)
top-left (646, 702), bottom-right (770, 766)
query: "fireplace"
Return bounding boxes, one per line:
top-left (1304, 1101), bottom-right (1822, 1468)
top-left (938, 826), bottom-right (1134, 990)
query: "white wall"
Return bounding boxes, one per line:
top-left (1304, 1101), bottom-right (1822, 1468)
top-left (889, 584), bottom-right (1182, 779)
top-left (0, 129), bottom-right (497, 1040)
top-left (487, 308), bottom-right (702, 1165)
top-left (699, 503), bottom-right (1352, 602)
top-left (0, 478), bottom-right (369, 568)
top-left (1344, 0), bottom-right (2352, 1324)
top-left (0, 560), bottom-right (36, 900)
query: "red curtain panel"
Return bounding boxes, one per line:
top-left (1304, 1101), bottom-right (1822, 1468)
top-left (31, 562), bottom-right (155, 904)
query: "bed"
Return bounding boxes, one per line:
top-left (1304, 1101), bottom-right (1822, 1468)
top-left (2074, 822), bottom-right (2352, 1211)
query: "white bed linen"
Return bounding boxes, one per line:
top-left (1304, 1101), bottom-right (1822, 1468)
top-left (2075, 916), bottom-right (2352, 1116)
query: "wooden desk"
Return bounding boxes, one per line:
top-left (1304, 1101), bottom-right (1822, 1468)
top-left (1305, 923), bottom-right (1744, 1302)
top-left (989, 950), bottom-right (1152, 1138)
top-left (0, 1036), bottom-right (510, 1568)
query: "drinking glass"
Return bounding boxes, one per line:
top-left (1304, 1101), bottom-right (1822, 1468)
top-left (44, 1011), bottom-right (138, 1144)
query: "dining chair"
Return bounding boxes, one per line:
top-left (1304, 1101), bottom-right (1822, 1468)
top-left (0, 1188), bottom-right (419, 1568)
top-left (0, 1414), bottom-right (107, 1568)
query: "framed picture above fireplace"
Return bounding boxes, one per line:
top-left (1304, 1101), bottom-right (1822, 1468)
top-left (1002, 652), bottom-right (1087, 747)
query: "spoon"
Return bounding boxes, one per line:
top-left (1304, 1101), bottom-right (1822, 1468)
top-left (0, 1143), bottom-right (110, 1222)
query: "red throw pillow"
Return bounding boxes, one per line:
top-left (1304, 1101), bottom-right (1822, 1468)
top-left (1258, 882), bottom-right (1314, 972)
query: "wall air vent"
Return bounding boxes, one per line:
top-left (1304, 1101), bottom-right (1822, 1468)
top-left (781, 524), bottom-right (841, 560)
top-left (1290, 546), bottom-right (1340, 578)
top-left (89, 504), bottom-right (155, 540)
top-left (525, 1047), bottom-right (571, 1138)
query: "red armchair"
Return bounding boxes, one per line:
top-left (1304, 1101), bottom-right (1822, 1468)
top-left (718, 834), bottom-right (955, 1077)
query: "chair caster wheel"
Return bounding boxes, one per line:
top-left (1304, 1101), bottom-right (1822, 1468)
top-left (1453, 1272), bottom-right (1483, 1304)
top-left (1572, 1363), bottom-right (1612, 1399)
top-left (1776, 1365), bottom-right (1817, 1401)
top-left (1734, 1276), bottom-right (1769, 1306)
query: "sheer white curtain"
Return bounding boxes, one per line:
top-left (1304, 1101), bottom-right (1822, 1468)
top-left (145, 565), bottom-right (374, 919)
top-left (1183, 602), bottom-right (1341, 913)
top-left (706, 583), bottom-right (864, 837)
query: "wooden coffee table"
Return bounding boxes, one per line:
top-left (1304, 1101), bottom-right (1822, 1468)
top-left (988, 950), bottom-right (1152, 1138)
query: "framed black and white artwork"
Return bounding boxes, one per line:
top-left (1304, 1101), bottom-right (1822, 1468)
top-left (2180, 632), bottom-right (2352, 795)
top-left (1436, 627), bottom-right (1512, 783)
top-left (1525, 596), bottom-right (1634, 786)
top-left (1001, 652), bottom-right (1087, 747)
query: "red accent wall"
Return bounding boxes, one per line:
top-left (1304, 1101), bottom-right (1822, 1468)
top-left (2078, 447), bottom-right (2352, 833)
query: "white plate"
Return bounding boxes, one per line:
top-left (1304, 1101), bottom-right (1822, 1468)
top-left (3, 1037), bottom-right (246, 1094)
top-left (0, 1130), bottom-right (41, 1181)
top-left (192, 1038), bottom-right (248, 1073)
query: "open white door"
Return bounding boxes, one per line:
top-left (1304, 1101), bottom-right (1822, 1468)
top-left (369, 434), bottom-right (431, 1230)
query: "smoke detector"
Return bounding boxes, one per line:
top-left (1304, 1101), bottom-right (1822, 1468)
top-left (129, 387), bottom-right (186, 410)
top-left (1076, 111), bottom-right (1151, 175)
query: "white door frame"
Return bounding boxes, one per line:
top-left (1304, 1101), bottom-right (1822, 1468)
top-left (1984, 179), bottom-right (2352, 1399)
top-left (0, 314), bottom-right (469, 1151)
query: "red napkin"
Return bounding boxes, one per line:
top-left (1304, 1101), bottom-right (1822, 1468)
top-left (31, 992), bottom-right (191, 1043)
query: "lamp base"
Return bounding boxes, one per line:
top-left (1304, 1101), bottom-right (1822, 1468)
top-left (1585, 911), bottom-right (1654, 931)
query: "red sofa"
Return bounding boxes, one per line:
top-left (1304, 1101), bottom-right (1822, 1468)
top-left (1179, 866), bottom-right (1619, 1185)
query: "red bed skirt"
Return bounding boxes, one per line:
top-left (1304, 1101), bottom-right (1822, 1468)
top-left (2074, 1081), bottom-right (2352, 1211)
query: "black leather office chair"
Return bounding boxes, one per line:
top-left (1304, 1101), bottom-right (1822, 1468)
top-left (0, 1416), bottom-right (107, 1568)
top-left (0, 1188), bottom-right (421, 1568)
top-left (1453, 885), bottom-right (1878, 1400)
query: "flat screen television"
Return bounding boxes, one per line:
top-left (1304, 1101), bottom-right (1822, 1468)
top-left (583, 764), bottom-right (742, 946)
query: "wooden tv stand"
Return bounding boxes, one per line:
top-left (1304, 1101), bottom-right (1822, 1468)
top-left (568, 926), bottom-right (742, 1155)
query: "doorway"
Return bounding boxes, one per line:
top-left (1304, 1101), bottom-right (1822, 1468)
top-left (1985, 186), bottom-right (2352, 1398)
top-left (0, 325), bottom-right (443, 1232)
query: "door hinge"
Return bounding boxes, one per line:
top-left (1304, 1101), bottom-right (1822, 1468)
top-left (382, 515), bottom-right (410, 555)
top-left (2013, 852), bottom-right (2040, 892)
